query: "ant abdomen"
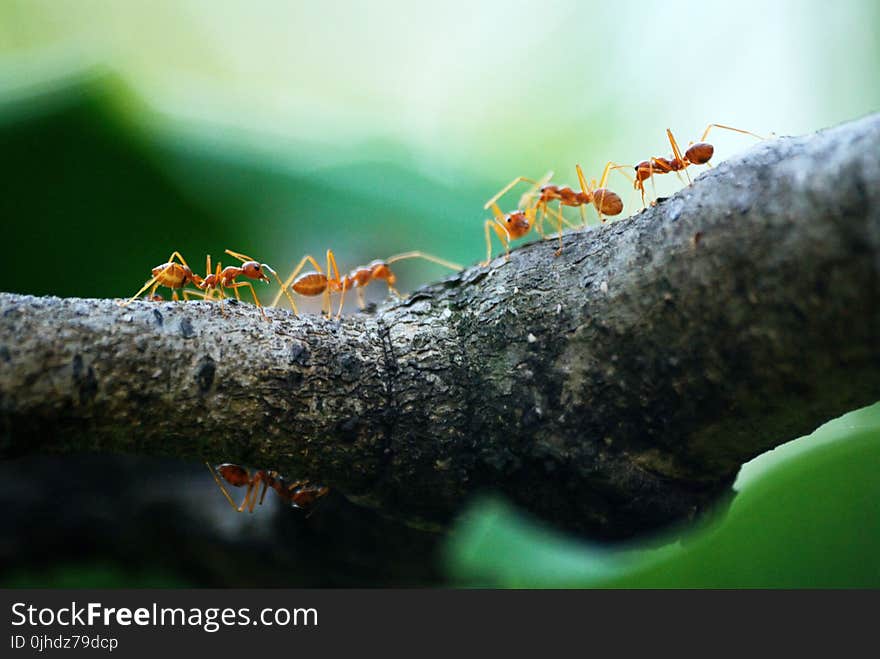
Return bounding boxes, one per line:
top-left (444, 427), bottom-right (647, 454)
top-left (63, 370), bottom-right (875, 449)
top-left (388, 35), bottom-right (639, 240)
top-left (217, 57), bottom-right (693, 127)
top-left (292, 272), bottom-right (329, 296)
top-left (685, 142), bottom-right (714, 164)
top-left (592, 189), bottom-right (623, 216)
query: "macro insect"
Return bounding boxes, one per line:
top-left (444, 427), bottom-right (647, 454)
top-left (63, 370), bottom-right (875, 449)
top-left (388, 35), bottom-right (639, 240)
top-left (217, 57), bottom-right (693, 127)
top-left (482, 163), bottom-right (624, 260)
top-left (119, 251), bottom-right (206, 306)
top-left (206, 462), bottom-right (329, 514)
top-left (629, 123), bottom-right (764, 205)
top-left (482, 171), bottom-right (573, 257)
top-left (271, 250), bottom-right (462, 317)
top-left (481, 202), bottom-right (540, 265)
top-left (190, 248), bottom-right (294, 320)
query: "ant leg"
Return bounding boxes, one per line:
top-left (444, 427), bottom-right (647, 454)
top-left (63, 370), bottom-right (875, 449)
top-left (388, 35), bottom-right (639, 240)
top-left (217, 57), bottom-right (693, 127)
top-left (483, 202), bottom-right (513, 265)
top-left (356, 287), bottom-right (366, 309)
top-left (666, 129), bottom-right (691, 183)
top-left (223, 249), bottom-right (256, 264)
top-left (699, 123), bottom-right (765, 142)
top-left (575, 164), bottom-right (602, 224)
top-left (483, 218), bottom-right (511, 266)
top-left (182, 289), bottom-right (209, 301)
top-left (609, 164), bottom-right (636, 185)
top-left (167, 251), bottom-right (191, 268)
top-left (240, 481), bottom-right (256, 513)
top-left (516, 170), bottom-right (554, 210)
top-left (557, 204), bottom-right (567, 253)
top-left (532, 202), bottom-right (547, 238)
top-left (598, 161), bottom-right (630, 188)
top-left (271, 255), bottom-right (323, 308)
top-left (610, 163), bottom-right (642, 208)
top-left (335, 281), bottom-right (348, 320)
top-left (324, 249), bottom-right (343, 318)
top-left (576, 163), bottom-right (590, 196)
top-left (226, 282), bottom-right (269, 321)
top-left (119, 276), bottom-right (160, 306)
top-left (205, 462), bottom-right (250, 512)
top-left (648, 160), bottom-right (661, 203)
top-left (250, 473), bottom-right (267, 512)
top-left (484, 175), bottom-right (540, 210)
top-left (543, 205), bottom-right (577, 255)
top-left (267, 268), bottom-right (297, 311)
top-left (259, 476), bottom-right (273, 506)
top-left (384, 251), bottom-right (463, 271)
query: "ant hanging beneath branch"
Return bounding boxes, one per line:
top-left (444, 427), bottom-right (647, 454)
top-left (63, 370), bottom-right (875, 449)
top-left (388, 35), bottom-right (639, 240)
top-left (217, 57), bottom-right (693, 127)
top-left (206, 462), bottom-right (329, 514)
top-left (627, 123), bottom-right (765, 206)
top-left (271, 250), bottom-right (462, 318)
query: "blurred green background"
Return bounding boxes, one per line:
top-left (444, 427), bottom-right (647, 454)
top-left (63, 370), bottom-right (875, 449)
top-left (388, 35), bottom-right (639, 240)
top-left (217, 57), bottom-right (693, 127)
top-left (0, 0), bottom-right (878, 587)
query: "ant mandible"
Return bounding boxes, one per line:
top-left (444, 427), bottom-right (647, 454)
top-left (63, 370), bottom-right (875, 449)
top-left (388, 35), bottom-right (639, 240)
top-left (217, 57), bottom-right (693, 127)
top-left (206, 462), bottom-right (329, 513)
top-left (271, 250), bottom-right (462, 317)
top-left (119, 251), bottom-right (207, 306)
top-left (630, 123), bottom-right (764, 206)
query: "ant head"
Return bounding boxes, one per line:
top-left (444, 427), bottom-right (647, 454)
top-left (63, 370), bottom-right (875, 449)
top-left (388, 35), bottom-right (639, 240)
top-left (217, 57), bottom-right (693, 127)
top-left (506, 210), bottom-right (530, 235)
top-left (241, 261), bottom-right (271, 282)
top-left (370, 261), bottom-right (396, 285)
top-left (290, 483), bottom-right (330, 509)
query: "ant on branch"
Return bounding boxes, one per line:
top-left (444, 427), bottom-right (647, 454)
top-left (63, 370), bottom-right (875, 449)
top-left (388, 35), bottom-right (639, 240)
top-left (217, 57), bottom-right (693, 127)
top-left (270, 250), bottom-right (462, 318)
top-left (627, 123), bottom-right (765, 206)
top-left (217, 249), bottom-right (295, 319)
top-left (180, 249), bottom-right (293, 321)
top-left (119, 251), bottom-right (208, 306)
top-left (482, 171), bottom-right (571, 260)
top-left (482, 163), bottom-right (624, 261)
top-left (206, 462), bottom-right (329, 513)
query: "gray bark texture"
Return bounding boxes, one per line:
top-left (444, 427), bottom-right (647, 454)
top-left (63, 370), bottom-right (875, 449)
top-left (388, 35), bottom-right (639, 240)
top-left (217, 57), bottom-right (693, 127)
top-left (1, 114), bottom-right (879, 539)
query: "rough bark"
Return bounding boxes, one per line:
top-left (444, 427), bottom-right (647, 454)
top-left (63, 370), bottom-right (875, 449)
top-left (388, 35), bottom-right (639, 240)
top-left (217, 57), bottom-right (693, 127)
top-left (1, 114), bottom-right (879, 539)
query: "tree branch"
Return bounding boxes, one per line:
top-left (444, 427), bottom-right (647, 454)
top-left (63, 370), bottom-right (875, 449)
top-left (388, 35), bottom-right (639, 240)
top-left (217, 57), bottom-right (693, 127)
top-left (2, 114), bottom-right (879, 539)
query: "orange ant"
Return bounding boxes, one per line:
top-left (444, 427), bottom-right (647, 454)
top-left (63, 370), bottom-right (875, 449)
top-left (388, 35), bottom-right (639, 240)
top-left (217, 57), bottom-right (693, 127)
top-left (271, 250), bottom-right (462, 318)
top-left (481, 203), bottom-right (540, 265)
top-left (482, 163), bottom-right (624, 261)
top-left (628, 123), bottom-right (764, 206)
top-left (119, 251), bottom-right (208, 306)
top-left (206, 462), bottom-right (329, 513)
top-left (190, 249), bottom-right (294, 320)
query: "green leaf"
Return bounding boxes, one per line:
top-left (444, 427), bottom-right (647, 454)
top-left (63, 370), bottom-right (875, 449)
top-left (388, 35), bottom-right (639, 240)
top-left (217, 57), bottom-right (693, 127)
top-left (446, 403), bottom-right (880, 588)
